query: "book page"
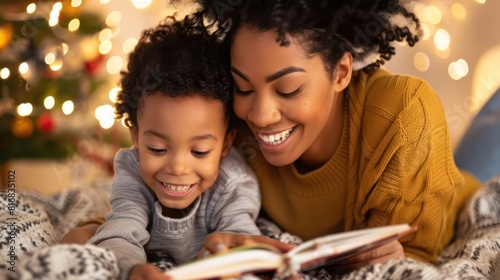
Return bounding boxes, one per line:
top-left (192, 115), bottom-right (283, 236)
top-left (278, 224), bottom-right (416, 276)
top-left (165, 224), bottom-right (416, 280)
top-left (165, 244), bottom-right (284, 280)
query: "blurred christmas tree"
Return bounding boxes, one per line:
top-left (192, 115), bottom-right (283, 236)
top-left (0, 0), bottom-right (110, 163)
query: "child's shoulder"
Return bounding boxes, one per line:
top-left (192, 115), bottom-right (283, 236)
top-left (114, 147), bottom-right (138, 163)
top-left (204, 147), bottom-right (257, 193)
top-left (218, 147), bottom-right (256, 178)
top-left (112, 147), bottom-right (140, 174)
top-left (202, 147), bottom-right (259, 204)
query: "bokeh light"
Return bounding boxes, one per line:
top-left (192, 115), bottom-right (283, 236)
top-left (413, 52), bottom-right (430, 72)
top-left (106, 56), bottom-right (123, 75)
top-left (68, 18), bottom-right (80, 32)
top-left (122, 37), bottom-right (138, 54)
top-left (130, 0), bottom-right (153, 9)
top-left (62, 100), bottom-right (75, 115)
top-left (44, 96), bottom-right (55, 110)
top-left (71, 0), bottom-right (82, 7)
top-left (99, 28), bottom-right (113, 42)
top-left (17, 103), bottom-right (33, 116)
top-left (109, 87), bottom-right (121, 103)
top-left (106, 11), bottom-right (122, 27)
top-left (448, 59), bottom-right (469, 81)
top-left (421, 23), bottom-right (431, 41)
top-left (99, 40), bottom-right (113, 54)
top-left (0, 68), bottom-right (10, 79)
top-left (45, 53), bottom-right (56, 65)
top-left (426, 5), bottom-right (442, 25)
top-left (49, 59), bottom-right (63, 71)
top-left (27, 3), bottom-right (36, 14)
top-left (456, 59), bottom-right (469, 77)
top-left (451, 3), bottom-right (467, 20)
top-left (434, 28), bottom-right (451, 51)
top-left (19, 62), bottom-right (29, 74)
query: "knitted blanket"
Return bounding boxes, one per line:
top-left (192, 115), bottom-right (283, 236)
top-left (1, 177), bottom-right (500, 280)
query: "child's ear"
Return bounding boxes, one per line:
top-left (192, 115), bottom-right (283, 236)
top-left (332, 52), bottom-right (353, 93)
top-left (129, 127), bottom-right (138, 147)
top-left (221, 129), bottom-right (236, 158)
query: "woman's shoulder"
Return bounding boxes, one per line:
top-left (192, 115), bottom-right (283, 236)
top-left (351, 69), bottom-right (447, 148)
top-left (362, 69), bottom-right (436, 108)
top-left (351, 68), bottom-right (442, 120)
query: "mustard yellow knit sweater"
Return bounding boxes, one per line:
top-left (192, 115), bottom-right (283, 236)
top-left (235, 68), bottom-right (481, 263)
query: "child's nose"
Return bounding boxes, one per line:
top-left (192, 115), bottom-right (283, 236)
top-left (164, 154), bottom-right (191, 175)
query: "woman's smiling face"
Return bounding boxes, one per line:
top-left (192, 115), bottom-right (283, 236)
top-left (231, 26), bottom-right (348, 168)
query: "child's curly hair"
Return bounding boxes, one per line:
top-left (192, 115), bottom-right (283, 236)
top-left (195, 0), bottom-right (421, 73)
top-left (115, 13), bottom-right (233, 129)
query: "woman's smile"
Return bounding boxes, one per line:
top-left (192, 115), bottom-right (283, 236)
top-left (257, 126), bottom-right (296, 145)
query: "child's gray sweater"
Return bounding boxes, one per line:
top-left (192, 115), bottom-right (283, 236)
top-left (89, 147), bottom-right (261, 279)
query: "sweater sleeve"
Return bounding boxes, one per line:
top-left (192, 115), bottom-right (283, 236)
top-left (89, 149), bottom-right (154, 280)
top-left (357, 75), bottom-right (465, 263)
top-left (206, 148), bottom-right (261, 235)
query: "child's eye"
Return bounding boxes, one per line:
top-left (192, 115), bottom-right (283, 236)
top-left (234, 87), bottom-right (253, 96)
top-left (192, 150), bottom-right (210, 158)
top-left (148, 147), bottom-right (167, 155)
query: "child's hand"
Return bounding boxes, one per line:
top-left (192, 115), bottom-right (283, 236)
top-left (129, 263), bottom-right (172, 280)
top-left (341, 239), bottom-right (405, 273)
top-left (199, 232), bottom-right (295, 258)
top-left (60, 223), bottom-right (101, 244)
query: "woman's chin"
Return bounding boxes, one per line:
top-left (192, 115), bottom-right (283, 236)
top-left (261, 152), bottom-right (297, 167)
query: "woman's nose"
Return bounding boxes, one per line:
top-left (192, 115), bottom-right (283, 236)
top-left (247, 93), bottom-right (281, 128)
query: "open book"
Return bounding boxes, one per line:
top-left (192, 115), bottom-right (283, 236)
top-left (165, 223), bottom-right (417, 279)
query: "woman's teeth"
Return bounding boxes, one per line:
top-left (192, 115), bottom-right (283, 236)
top-left (258, 127), bottom-right (294, 145)
top-left (161, 183), bottom-right (191, 192)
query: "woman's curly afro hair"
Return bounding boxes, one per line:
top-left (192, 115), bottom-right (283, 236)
top-left (195, 0), bottom-right (421, 73)
top-left (115, 13), bottom-right (233, 129)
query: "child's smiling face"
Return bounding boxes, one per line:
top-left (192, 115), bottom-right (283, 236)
top-left (132, 93), bottom-right (233, 217)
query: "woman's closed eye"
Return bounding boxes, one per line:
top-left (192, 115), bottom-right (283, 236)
top-left (235, 86), bottom-right (303, 98)
top-left (276, 86), bottom-right (303, 98)
top-left (234, 86), bottom-right (253, 96)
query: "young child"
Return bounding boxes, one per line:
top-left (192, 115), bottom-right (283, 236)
top-left (86, 15), bottom-right (261, 279)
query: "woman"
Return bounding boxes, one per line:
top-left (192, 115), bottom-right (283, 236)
top-left (198, 0), bottom-right (481, 271)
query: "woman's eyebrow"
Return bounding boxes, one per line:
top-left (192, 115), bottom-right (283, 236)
top-left (231, 66), bottom-right (249, 81)
top-left (265, 67), bottom-right (305, 83)
top-left (231, 66), bottom-right (306, 83)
